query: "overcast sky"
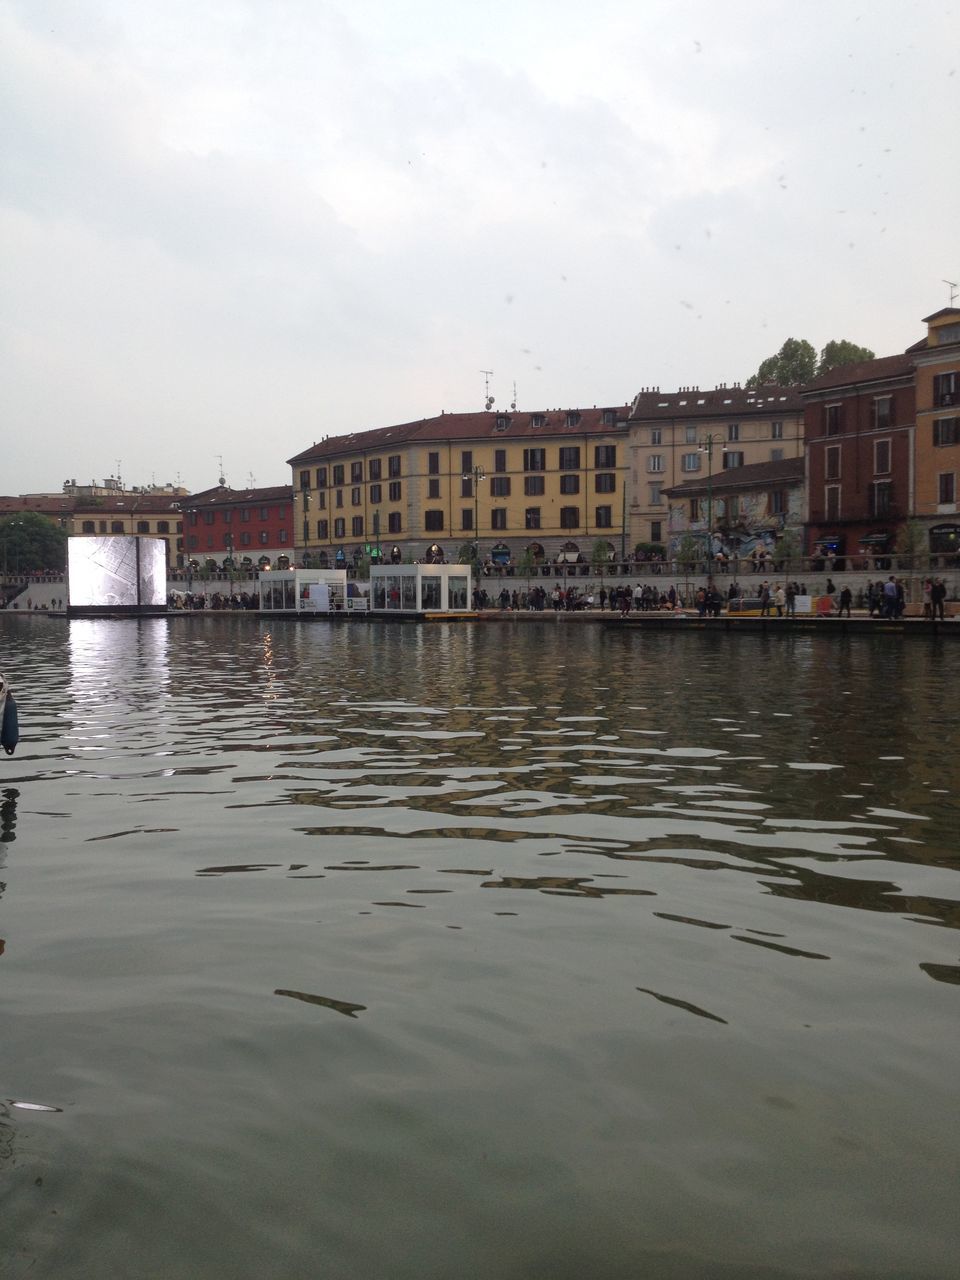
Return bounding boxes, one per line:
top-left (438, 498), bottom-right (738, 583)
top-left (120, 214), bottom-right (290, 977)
top-left (2, 0), bottom-right (957, 496)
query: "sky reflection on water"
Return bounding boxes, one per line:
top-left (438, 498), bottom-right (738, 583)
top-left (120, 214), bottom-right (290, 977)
top-left (1, 616), bottom-right (958, 1279)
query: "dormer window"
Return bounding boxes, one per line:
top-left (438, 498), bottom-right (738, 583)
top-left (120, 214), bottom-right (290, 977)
top-left (495, 415), bottom-right (510, 431)
top-left (530, 413), bottom-right (545, 428)
top-left (602, 409), bottom-right (616, 426)
top-left (566, 411), bottom-right (581, 428)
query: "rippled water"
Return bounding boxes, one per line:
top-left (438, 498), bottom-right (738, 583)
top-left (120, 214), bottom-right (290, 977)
top-left (1, 615), bottom-right (958, 1278)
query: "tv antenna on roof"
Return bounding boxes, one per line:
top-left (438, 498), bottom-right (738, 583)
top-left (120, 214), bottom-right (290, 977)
top-left (511, 381), bottom-right (518, 411)
top-left (217, 455), bottom-right (226, 487)
top-left (247, 471), bottom-right (256, 488)
top-left (943, 279), bottom-right (959, 306)
top-left (481, 369), bottom-right (494, 411)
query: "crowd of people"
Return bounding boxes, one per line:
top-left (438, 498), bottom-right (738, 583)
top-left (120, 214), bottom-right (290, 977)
top-left (168, 591), bottom-right (259, 610)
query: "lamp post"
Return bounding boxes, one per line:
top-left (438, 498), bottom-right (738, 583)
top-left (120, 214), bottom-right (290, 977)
top-left (462, 464), bottom-right (486, 568)
top-left (697, 434), bottom-right (727, 568)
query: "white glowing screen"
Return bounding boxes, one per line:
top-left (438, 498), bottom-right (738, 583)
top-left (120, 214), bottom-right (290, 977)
top-left (68, 537), bottom-right (167, 608)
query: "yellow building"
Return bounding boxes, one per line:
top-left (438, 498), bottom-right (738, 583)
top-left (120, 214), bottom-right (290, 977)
top-left (912, 307), bottom-right (960, 558)
top-left (287, 408), bottom-right (632, 568)
top-left (627, 385), bottom-right (804, 551)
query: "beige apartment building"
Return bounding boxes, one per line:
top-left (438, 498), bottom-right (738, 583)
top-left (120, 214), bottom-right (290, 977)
top-left (627, 386), bottom-right (804, 551)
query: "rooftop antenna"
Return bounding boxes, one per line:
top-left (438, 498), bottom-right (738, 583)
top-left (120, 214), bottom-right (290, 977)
top-left (247, 471), bottom-right (256, 489)
top-left (217, 455), bottom-right (226, 487)
top-left (943, 279), bottom-right (959, 306)
top-left (511, 381), bottom-right (518, 412)
top-left (481, 369), bottom-right (494, 411)
top-left (115, 459), bottom-right (122, 489)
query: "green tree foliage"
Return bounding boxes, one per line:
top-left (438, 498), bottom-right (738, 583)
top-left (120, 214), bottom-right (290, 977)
top-left (817, 339), bottom-right (875, 374)
top-left (0, 511), bottom-right (68, 573)
top-left (590, 539), bottom-right (612, 568)
top-left (745, 338), bottom-right (817, 388)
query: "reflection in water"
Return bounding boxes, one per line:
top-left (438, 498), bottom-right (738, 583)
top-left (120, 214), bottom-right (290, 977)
top-left (0, 617), bottom-right (958, 1280)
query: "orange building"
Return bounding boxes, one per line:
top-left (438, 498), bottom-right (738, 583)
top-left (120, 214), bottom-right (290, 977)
top-left (913, 307), bottom-right (960, 560)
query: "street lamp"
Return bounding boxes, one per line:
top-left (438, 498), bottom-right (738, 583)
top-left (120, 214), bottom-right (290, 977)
top-left (697, 434), bottom-right (727, 566)
top-left (461, 464), bottom-right (486, 566)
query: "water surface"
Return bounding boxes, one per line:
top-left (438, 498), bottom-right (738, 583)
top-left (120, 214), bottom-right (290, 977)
top-left (1, 616), bottom-right (958, 1278)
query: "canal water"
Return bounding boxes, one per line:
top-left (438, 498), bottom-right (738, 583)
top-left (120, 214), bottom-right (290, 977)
top-left (1, 616), bottom-right (958, 1279)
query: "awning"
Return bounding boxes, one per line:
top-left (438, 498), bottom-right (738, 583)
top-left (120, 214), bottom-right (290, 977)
top-left (858, 532), bottom-right (893, 546)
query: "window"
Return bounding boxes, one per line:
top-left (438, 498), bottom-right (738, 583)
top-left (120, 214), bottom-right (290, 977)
top-left (259, 530), bottom-right (269, 544)
top-left (388, 512), bottom-right (401, 533)
top-left (594, 445), bottom-right (616, 468)
top-left (240, 531), bottom-right (250, 546)
top-left (495, 415), bottom-right (510, 431)
top-left (594, 473), bottom-right (616, 493)
top-left (425, 510), bottom-right (444, 531)
top-left (874, 397), bottom-right (892, 430)
top-left (933, 418), bottom-right (959, 446)
top-left (681, 453), bottom-right (700, 472)
top-left (728, 423), bottom-right (740, 442)
top-left (771, 421), bottom-right (784, 439)
top-left (428, 479), bottom-right (440, 499)
top-left (241, 508), bottom-right (251, 522)
top-left (491, 509), bottom-right (507, 530)
top-left (685, 425), bottom-right (697, 444)
top-left (870, 482), bottom-right (893, 516)
top-left (524, 475), bottom-right (545, 496)
top-left (461, 509), bottom-right (473, 530)
top-left (595, 506), bottom-right (612, 528)
top-left (137, 521), bottom-right (149, 533)
top-left (370, 484), bottom-right (382, 504)
top-left (490, 476), bottom-right (511, 497)
top-left (875, 439), bottom-right (891, 474)
top-left (348, 461), bottom-right (361, 484)
top-left (317, 492), bottom-right (326, 509)
top-left (559, 446), bottom-right (580, 470)
top-left (566, 411), bottom-right (581, 428)
top-left (222, 510), bottom-right (232, 524)
top-left (650, 520), bottom-right (662, 542)
top-left (825, 446), bottom-right (841, 480)
top-left (99, 520), bottom-right (107, 532)
top-left (648, 455), bottom-right (665, 473)
top-left (494, 449), bottom-right (507, 472)
top-left (111, 521), bottom-right (124, 533)
top-left (602, 409), bottom-right (616, 426)
top-left (523, 448), bottom-right (546, 471)
top-left (388, 455), bottom-right (401, 477)
top-left (334, 518), bottom-right (345, 538)
top-left (934, 372), bottom-right (958, 407)
top-left (279, 529), bottom-right (288, 544)
top-left (525, 508), bottom-right (541, 529)
top-left (428, 452), bottom-right (440, 475)
top-left (649, 483), bottom-right (662, 505)
top-left (560, 507), bottom-right (580, 528)
top-left (461, 476), bottom-right (473, 498)
top-left (388, 481), bottom-right (401, 501)
top-left (727, 497), bottom-right (740, 522)
top-left (530, 414), bottom-right (545, 428)
top-left (770, 448), bottom-right (784, 461)
top-left (461, 450), bottom-right (472, 472)
top-left (318, 519), bottom-right (328, 539)
top-left (317, 466), bottom-right (327, 487)
top-left (299, 470), bottom-right (310, 489)
top-left (260, 507), bottom-right (269, 520)
top-left (689, 498), bottom-right (699, 520)
top-left (332, 464), bottom-right (344, 485)
top-left (157, 521), bottom-right (169, 533)
top-left (352, 516), bottom-right (364, 537)
top-left (82, 520), bottom-right (95, 533)
top-left (825, 404), bottom-right (841, 435)
top-left (825, 486), bottom-right (841, 520)
top-left (369, 459), bottom-right (381, 481)
top-left (938, 473), bottom-right (956, 504)
top-left (335, 489), bottom-right (343, 508)
top-left (769, 490), bottom-right (786, 515)
top-left (723, 451), bottom-right (744, 469)
top-left (560, 474), bottom-right (580, 494)
top-left (204, 510), bottom-right (215, 525)
top-left (650, 428), bottom-right (662, 445)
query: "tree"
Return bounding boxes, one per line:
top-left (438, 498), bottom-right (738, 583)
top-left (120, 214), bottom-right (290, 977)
top-left (0, 511), bottom-right (68, 574)
top-left (590, 539), bottom-right (612, 569)
top-left (745, 338), bottom-right (817, 388)
top-left (817, 339), bottom-right (875, 375)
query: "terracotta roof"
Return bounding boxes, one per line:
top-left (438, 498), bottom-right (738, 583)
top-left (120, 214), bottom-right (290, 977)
top-left (663, 456), bottom-right (804, 498)
top-left (803, 352), bottom-right (914, 393)
top-left (0, 495), bottom-right (76, 515)
top-left (286, 407), bottom-right (632, 466)
top-left (181, 484), bottom-right (293, 508)
top-left (628, 386), bottom-right (803, 421)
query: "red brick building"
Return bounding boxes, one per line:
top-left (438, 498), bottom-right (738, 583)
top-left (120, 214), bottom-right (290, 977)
top-left (802, 354), bottom-right (916, 565)
top-left (181, 484), bottom-right (294, 568)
